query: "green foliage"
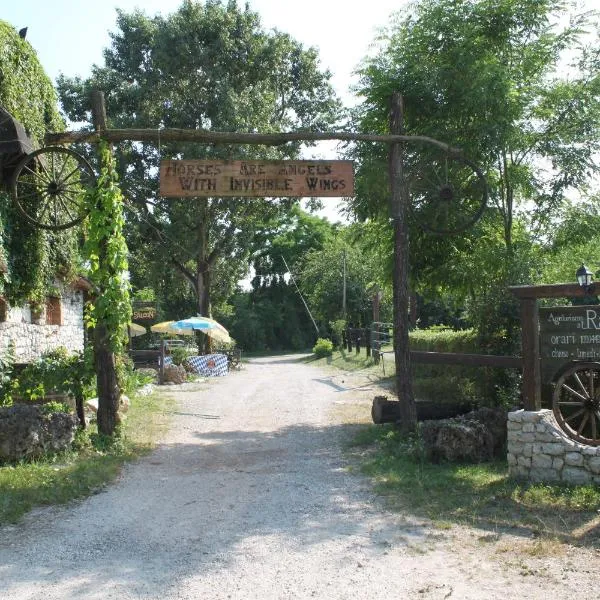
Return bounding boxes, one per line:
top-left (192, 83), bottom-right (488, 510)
top-left (329, 319), bottom-right (347, 348)
top-left (84, 141), bottom-right (131, 353)
top-left (312, 337), bottom-right (334, 357)
top-left (0, 343), bottom-right (16, 406)
top-left (39, 401), bottom-right (71, 415)
top-left (0, 24), bottom-right (79, 306)
top-left (169, 346), bottom-right (194, 366)
top-left (0, 21), bottom-right (63, 141)
top-left (15, 347), bottom-right (95, 403)
top-left (409, 328), bottom-right (477, 353)
top-left (57, 1), bottom-right (340, 320)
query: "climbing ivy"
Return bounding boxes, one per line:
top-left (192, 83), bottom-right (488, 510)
top-left (0, 21), bottom-right (79, 305)
top-left (0, 21), bottom-right (63, 140)
top-left (84, 141), bottom-right (131, 352)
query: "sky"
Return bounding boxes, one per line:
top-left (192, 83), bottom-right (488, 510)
top-left (1, 0), bottom-right (407, 222)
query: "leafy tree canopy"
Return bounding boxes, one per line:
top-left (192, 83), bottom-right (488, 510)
top-left (351, 0), bottom-right (600, 251)
top-left (57, 0), bottom-right (341, 322)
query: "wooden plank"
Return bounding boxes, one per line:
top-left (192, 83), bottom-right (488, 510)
top-left (520, 297), bottom-right (541, 410)
top-left (410, 351), bottom-right (522, 368)
top-left (509, 283), bottom-right (589, 298)
top-left (159, 159), bottom-right (354, 198)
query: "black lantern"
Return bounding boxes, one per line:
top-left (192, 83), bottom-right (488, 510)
top-left (576, 263), bottom-right (594, 293)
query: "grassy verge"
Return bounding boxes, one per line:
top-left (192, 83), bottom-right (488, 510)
top-left (304, 347), bottom-right (393, 375)
top-left (347, 424), bottom-right (600, 547)
top-left (0, 390), bottom-right (175, 525)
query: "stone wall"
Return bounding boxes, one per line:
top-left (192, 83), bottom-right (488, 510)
top-left (0, 286), bottom-right (85, 363)
top-left (507, 409), bottom-right (600, 485)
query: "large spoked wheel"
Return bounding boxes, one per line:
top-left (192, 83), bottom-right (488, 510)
top-left (408, 150), bottom-right (487, 235)
top-left (11, 146), bottom-right (95, 230)
top-left (552, 361), bottom-right (600, 446)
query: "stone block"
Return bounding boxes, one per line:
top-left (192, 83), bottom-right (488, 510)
top-left (534, 432), bottom-right (559, 443)
top-left (522, 423), bottom-right (535, 433)
top-left (532, 454), bottom-right (553, 469)
top-left (510, 465), bottom-right (530, 479)
top-left (522, 411), bottom-right (545, 423)
top-left (517, 456), bottom-right (531, 468)
top-left (522, 444), bottom-right (533, 458)
top-left (541, 443), bottom-right (565, 456)
top-left (530, 468), bottom-right (560, 483)
top-left (507, 421), bottom-right (522, 431)
top-left (507, 441), bottom-right (524, 455)
top-left (585, 456), bottom-right (600, 474)
top-left (564, 452), bottom-right (584, 467)
top-left (517, 432), bottom-right (535, 443)
top-left (507, 430), bottom-right (519, 441)
top-left (552, 457), bottom-right (564, 470)
top-left (0, 405), bottom-right (77, 462)
top-left (508, 411), bottom-right (523, 423)
top-left (582, 446), bottom-right (600, 456)
top-left (507, 453), bottom-right (517, 466)
top-left (535, 424), bottom-right (547, 432)
top-left (562, 467), bottom-right (592, 485)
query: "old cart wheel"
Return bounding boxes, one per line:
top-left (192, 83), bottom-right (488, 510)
top-left (11, 146), bottom-right (95, 230)
top-left (409, 150), bottom-right (487, 235)
top-left (552, 361), bottom-right (600, 446)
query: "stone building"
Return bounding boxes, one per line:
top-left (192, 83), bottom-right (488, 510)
top-left (0, 278), bottom-right (91, 363)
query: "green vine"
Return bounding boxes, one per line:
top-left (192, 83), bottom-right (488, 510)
top-left (84, 141), bottom-right (131, 352)
top-left (0, 21), bottom-right (78, 305)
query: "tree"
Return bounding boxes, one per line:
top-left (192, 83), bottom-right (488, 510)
top-left (351, 0), bottom-right (600, 258)
top-left (57, 0), bottom-right (340, 324)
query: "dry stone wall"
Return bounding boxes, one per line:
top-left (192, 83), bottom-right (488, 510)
top-left (507, 409), bottom-right (600, 485)
top-left (0, 288), bottom-right (84, 363)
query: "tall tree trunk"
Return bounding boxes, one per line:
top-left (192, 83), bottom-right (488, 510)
top-left (389, 93), bottom-right (417, 432)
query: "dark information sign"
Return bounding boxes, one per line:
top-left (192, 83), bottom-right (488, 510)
top-left (539, 305), bottom-right (600, 382)
top-left (159, 160), bottom-right (354, 198)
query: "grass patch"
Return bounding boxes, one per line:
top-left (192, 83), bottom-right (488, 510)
top-left (346, 424), bottom-right (600, 547)
top-left (304, 347), bottom-right (388, 374)
top-left (0, 390), bottom-right (175, 525)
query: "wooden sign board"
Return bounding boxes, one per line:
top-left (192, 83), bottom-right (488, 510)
top-left (132, 306), bottom-right (157, 321)
top-left (159, 160), bottom-right (354, 198)
top-left (539, 306), bottom-right (600, 383)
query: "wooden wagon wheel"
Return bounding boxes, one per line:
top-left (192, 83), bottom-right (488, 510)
top-left (408, 150), bottom-right (487, 235)
top-left (10, 146), bottom-right (95, 230)
top-left (552, 361), bottom-right (600, 446)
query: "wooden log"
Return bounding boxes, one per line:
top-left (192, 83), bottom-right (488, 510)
top-left (46, 128), bottom-right (461, 152)
top-left (371, 396), bottom-right (473, 425)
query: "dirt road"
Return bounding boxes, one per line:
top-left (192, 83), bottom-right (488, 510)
top-left (0, 355), bottom-right (597, 599)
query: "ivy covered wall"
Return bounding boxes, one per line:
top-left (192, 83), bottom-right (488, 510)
top-left (0, 21), bottom-right (79, 306)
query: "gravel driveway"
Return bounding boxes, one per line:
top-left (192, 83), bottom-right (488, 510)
top-left (0, 355), bottom-right (597, 599)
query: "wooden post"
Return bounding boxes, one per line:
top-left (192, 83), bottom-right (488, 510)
top-left (355, 329), bottom-right (361, 355)
top-left (390, 93), bottom-right (417, 431)
top-left (347, 328), bottom-right (352, 352)
top-left (159, 339), bottom-right (166, 385)
top-left (91, 90), bottom-right (122, 436)
top-left (520, 297), bottom-right (541, 410)
top-left (365, 327), bottom-right (371, 358)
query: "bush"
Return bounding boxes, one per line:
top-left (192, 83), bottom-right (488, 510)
top-left (16, 347), bottom-right (95, 403)
top-left (313, 338), bottom-right (334, 357)
top-left (0, 343), bottom-right (16, 406)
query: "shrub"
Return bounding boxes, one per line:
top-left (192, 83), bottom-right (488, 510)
top-left (16, 347), bottom-right (95, 403)
top-left (0, 343), bottom-right (16, 406)
top-left (313, 338), bottom-right (334, 357)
